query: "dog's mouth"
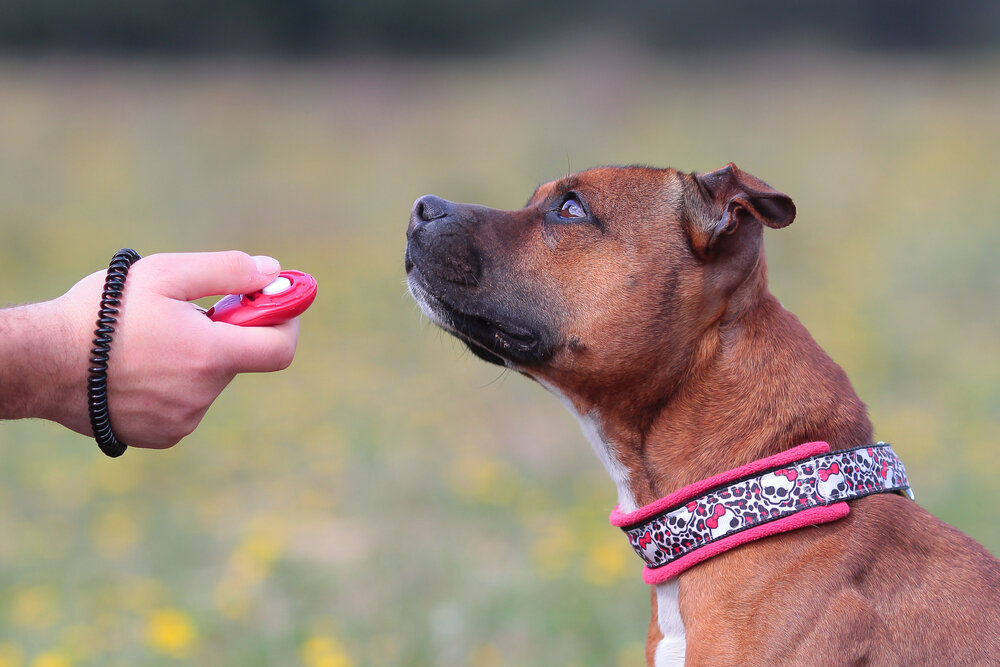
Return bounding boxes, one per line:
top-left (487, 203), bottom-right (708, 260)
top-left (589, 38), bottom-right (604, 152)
top-left (452, 311), bottom-right (540, 365)
top-left (407, 270), bottom-right (545, 367)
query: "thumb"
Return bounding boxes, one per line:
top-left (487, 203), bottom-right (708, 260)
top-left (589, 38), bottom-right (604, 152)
top-left (136, 251), bottom-right (282, 301)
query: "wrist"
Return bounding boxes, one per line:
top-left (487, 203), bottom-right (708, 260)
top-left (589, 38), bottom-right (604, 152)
top-left (0, 298), bottom-right (88, 427)
top-left (38, 296), bottom-right (92, 430)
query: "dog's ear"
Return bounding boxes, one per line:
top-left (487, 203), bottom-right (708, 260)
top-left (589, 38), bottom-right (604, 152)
top-left (690, 163), bottom-right (795, 259)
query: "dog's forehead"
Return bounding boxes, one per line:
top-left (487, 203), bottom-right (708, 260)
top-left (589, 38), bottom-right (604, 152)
top-left (527, 166), bottom-right (679, 207)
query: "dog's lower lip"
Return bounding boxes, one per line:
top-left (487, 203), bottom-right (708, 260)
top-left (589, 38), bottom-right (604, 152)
top-left (493, 323), bottom-right (536, 350)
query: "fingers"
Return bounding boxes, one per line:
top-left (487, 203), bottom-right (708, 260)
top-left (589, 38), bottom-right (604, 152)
top-left (136, 251), bottom-right (282, 302)
top-left (212, 318), bottom-right (300, 374)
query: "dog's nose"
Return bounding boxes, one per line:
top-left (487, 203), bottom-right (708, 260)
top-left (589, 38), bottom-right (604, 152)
top-left (408, 195), bottom-right (453, 235)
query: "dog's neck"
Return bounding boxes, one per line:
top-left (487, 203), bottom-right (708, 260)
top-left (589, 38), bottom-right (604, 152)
top-left (564, 270), bottom-right (874, 510)
top-left (553, 259), bottom-right (880, 665)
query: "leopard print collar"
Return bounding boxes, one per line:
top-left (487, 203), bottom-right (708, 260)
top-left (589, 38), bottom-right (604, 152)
top-left (610, 441), bottom-right (912, 585)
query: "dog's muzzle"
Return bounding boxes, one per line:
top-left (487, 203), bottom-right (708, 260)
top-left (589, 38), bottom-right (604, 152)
top-left (405, 195), bottom-right (554, 367)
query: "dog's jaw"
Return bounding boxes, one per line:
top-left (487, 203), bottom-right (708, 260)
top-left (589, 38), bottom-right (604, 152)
top-left (407, 274), bottom-right (460, 341)
top-left (407, 275), bottom-right (514, 367)
top-left (407, 266), bottom-right (556, 367)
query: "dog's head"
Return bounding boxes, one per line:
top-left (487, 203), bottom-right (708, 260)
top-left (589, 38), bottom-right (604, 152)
top-left (405, 164), bottom-right (794, 410)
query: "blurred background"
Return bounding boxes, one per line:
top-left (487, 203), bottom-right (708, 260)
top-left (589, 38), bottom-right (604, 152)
top-left (1, 1), bottom-right (998, 665)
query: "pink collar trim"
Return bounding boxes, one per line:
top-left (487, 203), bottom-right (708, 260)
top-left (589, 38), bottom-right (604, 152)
top-left (609, 441), bottom-right (912, 585)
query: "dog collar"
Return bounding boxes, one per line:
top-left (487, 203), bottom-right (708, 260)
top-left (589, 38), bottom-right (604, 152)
top-left (609, 441), bottom-right (912, 585)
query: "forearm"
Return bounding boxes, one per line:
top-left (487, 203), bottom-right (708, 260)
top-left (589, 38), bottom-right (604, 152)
top-left (0, 298), bottom-right (88, 426)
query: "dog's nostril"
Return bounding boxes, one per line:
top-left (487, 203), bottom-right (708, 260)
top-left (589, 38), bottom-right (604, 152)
top-left (414, 194), bottom-right (451, 223)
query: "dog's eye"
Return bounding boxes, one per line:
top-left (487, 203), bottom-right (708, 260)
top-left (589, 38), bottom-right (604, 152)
top-left (559, 198), bottom-right (585, 219)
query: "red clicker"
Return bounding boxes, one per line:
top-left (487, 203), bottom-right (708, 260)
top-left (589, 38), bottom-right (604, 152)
top-left (206, 270), bottom-right (318, 326)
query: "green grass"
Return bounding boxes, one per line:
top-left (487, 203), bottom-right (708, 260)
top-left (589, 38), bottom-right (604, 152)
top-left (1, 50), bottom-right (998, 665)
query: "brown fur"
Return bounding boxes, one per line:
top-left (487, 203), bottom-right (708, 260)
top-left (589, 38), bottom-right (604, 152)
top-left (405, 163), bottom-right (1000, 664)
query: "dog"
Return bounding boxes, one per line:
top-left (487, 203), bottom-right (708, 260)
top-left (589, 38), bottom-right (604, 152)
top-left (404, 163), bottom-right (1000, 665)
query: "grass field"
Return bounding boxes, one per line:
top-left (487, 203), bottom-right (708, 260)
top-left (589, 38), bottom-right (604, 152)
top-left (1, 49), bottom-right (998, 665)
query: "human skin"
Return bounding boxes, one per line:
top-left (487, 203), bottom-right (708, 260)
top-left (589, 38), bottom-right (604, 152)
top-left (0, 251), bottom-right (299, 449)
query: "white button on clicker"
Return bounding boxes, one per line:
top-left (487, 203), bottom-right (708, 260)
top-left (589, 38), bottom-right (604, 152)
top-left (261, 276), bottom-right (292, 295)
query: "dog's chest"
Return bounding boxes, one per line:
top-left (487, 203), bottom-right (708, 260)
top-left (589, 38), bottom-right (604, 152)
top-left (655, 581), bottom-right (686, 666)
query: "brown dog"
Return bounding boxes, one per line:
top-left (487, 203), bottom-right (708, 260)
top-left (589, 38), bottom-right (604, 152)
top-left (404, 164), bottom-right (1000, 665)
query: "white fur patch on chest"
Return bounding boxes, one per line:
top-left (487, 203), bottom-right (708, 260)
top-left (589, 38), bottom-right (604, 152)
top-left (654, 580), bottom-right (686, 666)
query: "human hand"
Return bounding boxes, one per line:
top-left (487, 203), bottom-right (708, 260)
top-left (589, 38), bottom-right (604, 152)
top-left (21, 251), bottom-right (300, 449)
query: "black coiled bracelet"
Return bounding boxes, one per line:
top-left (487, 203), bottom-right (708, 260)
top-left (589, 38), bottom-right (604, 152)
top-left (88, 249), bottom-right (141, 458)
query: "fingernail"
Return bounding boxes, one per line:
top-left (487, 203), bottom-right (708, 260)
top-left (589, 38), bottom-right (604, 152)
top-left (253, 255), bottom-right (281, 276)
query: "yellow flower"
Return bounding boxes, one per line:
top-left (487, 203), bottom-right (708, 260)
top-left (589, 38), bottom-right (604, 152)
top-left (29, 652), bottom-right (71, 667)
top-left (300, 636), bottom-right (353, 667)
top-left (213, 524), bottom-right (287, 619)
top-left (146, 609), bottom-right (197, 658)
top-left (242, 531), bottom-right (284, 567)
top-left (10, 587), bottom-right (59, 629)
top-left (582, 538), bottom-right (630, 587)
